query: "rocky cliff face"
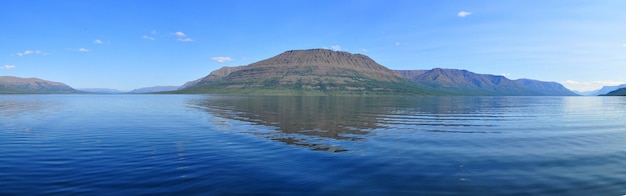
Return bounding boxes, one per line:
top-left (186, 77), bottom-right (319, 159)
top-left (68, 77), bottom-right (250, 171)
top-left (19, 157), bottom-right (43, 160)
top-left (180, 49), bottom-right (432, 95)
top-left (244, 49), bottom-right (401, 81)
top-left (0, 76), bottom-right (79, 94)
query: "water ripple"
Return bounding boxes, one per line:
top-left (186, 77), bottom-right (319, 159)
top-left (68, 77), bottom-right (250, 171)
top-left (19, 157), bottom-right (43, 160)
top-left (1, 95), bottom-right (625, 195)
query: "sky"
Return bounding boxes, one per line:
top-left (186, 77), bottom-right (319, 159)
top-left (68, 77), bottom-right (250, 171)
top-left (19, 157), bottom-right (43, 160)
top-left (2, 0), bottom-right (626, 92)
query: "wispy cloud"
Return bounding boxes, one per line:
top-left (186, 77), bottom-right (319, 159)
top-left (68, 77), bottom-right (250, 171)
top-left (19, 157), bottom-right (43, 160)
top-left (14, 50), bottom-right (45, 56)
top-left (211, 57), bottom-right (233, 63)
top-left (93, 39), bottom-right (104, 44)
top-left (79, 48), bottom-right (89, 52)
top-left (142, 35), bottom-right (155, 40)
top-left (395, 42), bottom-right (401, 46)
top-left (623, 43), bottom-right (626, 47)
top-left (562, 80), bottom-right (624, 92)
top-left (141, 30), bottom-right (158, 40)
top-left (458, 11), bottom-right (472, 17)
top-left (331, 45), bottom-right (341, 51)
top-left (2, 65), bottom-right (16, 69)
top-left (174, 31), bottom-right (193, 42)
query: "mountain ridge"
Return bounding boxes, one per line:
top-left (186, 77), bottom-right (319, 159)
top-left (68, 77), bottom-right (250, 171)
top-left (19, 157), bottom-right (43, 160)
top-left (603, 87), bottom-right (626, 96)
top-left (0, 76), bottom-right (80, 94)
top-left (393, 68), bottom-right (576, 96)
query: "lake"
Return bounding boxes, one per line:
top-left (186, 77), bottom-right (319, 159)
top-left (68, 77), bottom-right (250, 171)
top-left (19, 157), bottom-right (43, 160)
top-left (1, 94), bottom-right (625, 195)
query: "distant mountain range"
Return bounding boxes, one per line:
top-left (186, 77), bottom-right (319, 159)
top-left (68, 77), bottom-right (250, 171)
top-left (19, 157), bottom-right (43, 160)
top-left (78, 88), bottom-right (125, 94)
top-left (178, 49), bottom-right (576, 96)
top-left (394, 68), bottom-right (577, 96)
top-left (576, 84), bottom-right (626, 96)
top-left (79, 86), bottom-right (181, 94)
top-left (129, 86), bottom-right (179, 93)
top-left (0, 76), bottom-right (80, 94)
top-left (1, 49), bottom-right (582, 96)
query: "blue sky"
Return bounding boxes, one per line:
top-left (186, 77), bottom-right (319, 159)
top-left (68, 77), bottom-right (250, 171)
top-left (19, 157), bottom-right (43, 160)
top-left (2, 0), bottom-right (625, 91)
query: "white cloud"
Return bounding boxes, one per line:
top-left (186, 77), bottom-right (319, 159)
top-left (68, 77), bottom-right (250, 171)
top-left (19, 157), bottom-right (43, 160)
top-left (174, 31), bottom-right (193, 42)
top-left (562, 80), bottom-right (624, 92)
top-left (14, 50), bottom-right (44, 56)
top-left (177, 38), bottom-right (193, 42)
top-left (142, 35), bottom-right (155, 40)
top-left (20, 50), bottom-right (32, 56)
top-left (331, 45), bottom-right (341, 51)
top-left (211, 57), bottom-right (233, 63)
top-left (79, 48), bottom-right (89, 52)
top-left (458, 11), bottom-right (472, 17)
top-left (623, 43), bottom-right (626, 47)
top-left (395, 42), bottom-right (400, 46)
top-left (151, 30), bottom-right (158, 34)
top-left (93, 39), bottom-right (104, 44)
top-left (2, 65), bottom-right (16, 69)
top-left (361, 48), bottom-right (368, 52)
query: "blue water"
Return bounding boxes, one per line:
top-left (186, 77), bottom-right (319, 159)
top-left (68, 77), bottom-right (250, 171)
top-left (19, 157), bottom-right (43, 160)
top-left (1, 95), bottom-right (625, 195)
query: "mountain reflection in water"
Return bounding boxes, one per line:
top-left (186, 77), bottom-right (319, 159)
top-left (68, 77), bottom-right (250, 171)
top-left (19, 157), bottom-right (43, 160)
top-left (188, 96), bottom-right (515, 152)
top-left (189, 96), bottom-right (390, 152)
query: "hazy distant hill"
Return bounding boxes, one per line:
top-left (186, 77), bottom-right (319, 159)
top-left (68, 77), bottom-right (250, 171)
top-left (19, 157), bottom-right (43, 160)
top-left (0, 76), bottom-right (80, 94)
top-left (394, 68), bottom-right (577, 96)
top-left (578, 84), bottom-right (626, 96)
top-left (130, 86), bottom-right (179, 93)
top-left (178, 49), bottom-right (437, 95)
top-left (78, 88), bottom-right (124, 94)
top-left (515, 79), bottom-right (577, 96)
top-left (603, 87), bottom-right (626, 96)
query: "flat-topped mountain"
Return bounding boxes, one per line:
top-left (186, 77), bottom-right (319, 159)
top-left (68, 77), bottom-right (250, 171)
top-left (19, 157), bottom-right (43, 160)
top-left (0, 76), bottom-right (80, 94)
top-left (179, 49), bottom-right (436, 95)
top-left (394, 68), bottom-right (577, 96)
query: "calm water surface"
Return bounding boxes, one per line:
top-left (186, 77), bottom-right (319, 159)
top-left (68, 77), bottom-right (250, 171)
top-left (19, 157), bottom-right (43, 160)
top-left (1, 94), bottom-right (625, 195)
